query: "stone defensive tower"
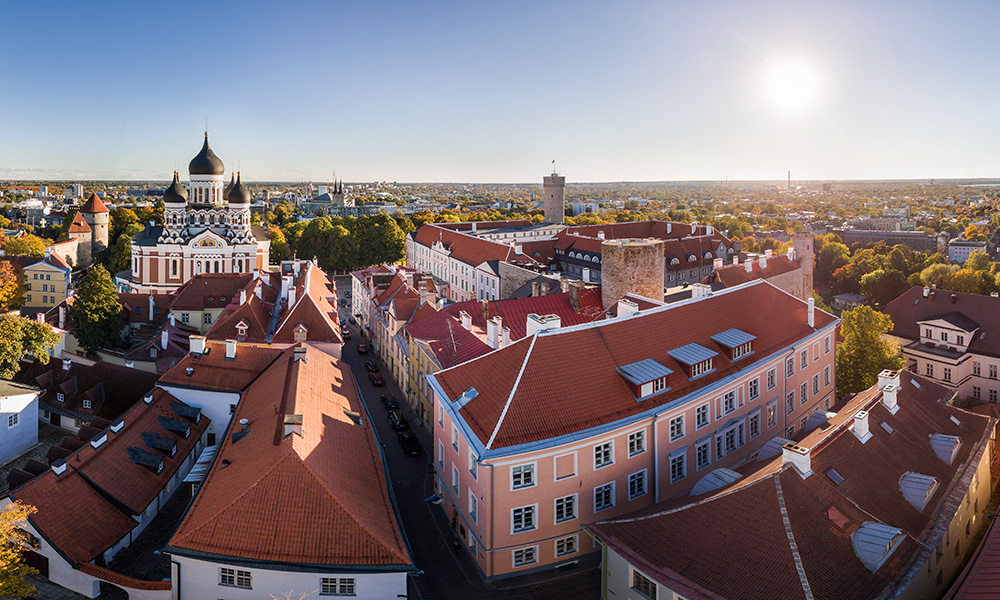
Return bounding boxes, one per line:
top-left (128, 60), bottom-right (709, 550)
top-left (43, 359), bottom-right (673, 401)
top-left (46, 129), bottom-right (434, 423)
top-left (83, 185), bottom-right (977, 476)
top-left (80, 192), bottom-right (110, 255)
top-left (543, 172), bottom-right (565, 225)
top-left (601, 238), bottom-right (665, 309)
top-left (792, 231), bottom-right (814, 301)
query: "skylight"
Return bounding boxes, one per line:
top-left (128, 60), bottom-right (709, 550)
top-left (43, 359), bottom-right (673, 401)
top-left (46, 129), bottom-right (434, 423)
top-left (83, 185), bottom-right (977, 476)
top-left (825, 467), bottom-right (845, 485)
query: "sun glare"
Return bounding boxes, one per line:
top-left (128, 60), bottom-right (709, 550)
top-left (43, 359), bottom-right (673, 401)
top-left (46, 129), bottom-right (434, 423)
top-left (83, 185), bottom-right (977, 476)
top-left (764, 59), bottom-right (821, 111)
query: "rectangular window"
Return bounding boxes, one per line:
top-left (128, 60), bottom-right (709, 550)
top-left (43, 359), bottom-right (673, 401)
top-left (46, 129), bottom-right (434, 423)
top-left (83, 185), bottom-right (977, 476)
top-left (468, 451), bottom-right (478, 480)
top-left (181, 313), bottom-right (190, 324)
top-left (958, 335), bottom-right (965, 346)
top-left (800, 383), bottom-right (808, 405)
top-left (628, 430), bottom-right (645, 456)
top-left (696, 439), bottom-right (711, 470)
top-left (452, 465), bottom-right (460, 494)
top-left (800, 350), bottom-right (808, 369)
top-left (8, 412), bottom-right (19, 428)
top-left (669, 453), bottom-right (686, 483)
top-left (628, 470), bottom-right (647, 500)
top-left (768, 401), bottom-right (777, 428)
top-left (786, 357), bottom-right (795, 377)
top-left (973, 386), bottom-right (981, 400)
top-left (691, 359), bottom-right (713, 378)
top-left (631, 569), bottom-right (657, 600)
top-left (220, 568), bottom-right (251, 589)
top-left (438, 405), bottom-right (444, 426)
top-left (824, 336), bottom-right (831, 354)
top-left (555, 536), bottom-right (578, 557)
top-left (669, 415), bottom-right (685, 441)
top-left (469, 494), bottom-right (478, 523)
top-left (513, 547), bottom-right (537, 567)
top-left (749, 412), bottom-right (760, 439)
top-left (989, 364), bottom-right (996, 380)
top-left (512, 505), bottom-right (537, 533)
top-left (696, 404), bottom-right (709, 429)
top-left (437, 441), bottom-right (444, 467)
top-left (927, 363), bottom-right (934, 378)
top-left (594, 482), bottom-right (615, 511)
top-left (555, 495), bottom-right (577, 523)
top-left (452, 426), bottom-right (459, 450)
top-left (974, 362), bottom-right (982, 376)
top-left (733, 342), bottom-right (751, 359)
top-left (321, 577), bottom-right (356, 596)
top-left (767, 368), bottom-right (776, 390)
top-left (824, 366), bottom-right (831, 387)
top-left (944, 367), bottom-right (952, 383)
top-left (203, 313), bottom-right (212, 325)
top-left (786, 391), bottom-right (795, 414)
top-left (512, 463), bottom-right (535, 489)
top-left (924, 328), bottom-right (933, 339)
top-left (723, 391), bottom-right (736, 414)
top-left (991, 390), bottom-right (998, 403)
top-left (749, 378), bottom-right (760, 401)
top-left (594, 442), bottom-right (613, 469)
top-left (652, 377), bottom-right (666, 392)
top-left (716, 421), bottom-right (746, 459)
top-left (941, 331), bottom-right (948, 342)
top-left (813, 374), bottom-right (820, 395)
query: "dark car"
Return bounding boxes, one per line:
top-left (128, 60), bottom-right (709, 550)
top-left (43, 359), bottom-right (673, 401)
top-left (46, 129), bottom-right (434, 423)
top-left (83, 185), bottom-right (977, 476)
top-left (380, 394), bottom-right (399, 410)
top-left (397, 431), bottom-right (422, 455)
top-left (357, 343), bottom-right (368, 354)
top-left (369, 372), bottom-right (385, 386)
top-left (345, 291), bottom-right (352, 298)
top-left (365, 361), bottom-right (380, 373)
top-left (349, 317), bottom-right (357, 325)
top-left (342, 329), bottom-right (351, 340)
top-left (388, 409), bottom-right (409, 431)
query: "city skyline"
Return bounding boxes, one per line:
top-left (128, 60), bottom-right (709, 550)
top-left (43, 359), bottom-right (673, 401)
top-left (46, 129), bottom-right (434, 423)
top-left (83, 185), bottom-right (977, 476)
top-left (3, 1), bottom-right (1000, 183)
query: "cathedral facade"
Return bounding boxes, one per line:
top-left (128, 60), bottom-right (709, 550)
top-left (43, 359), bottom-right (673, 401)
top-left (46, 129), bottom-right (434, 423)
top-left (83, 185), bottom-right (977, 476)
top-left (125, 135), bottom-right (270, 294)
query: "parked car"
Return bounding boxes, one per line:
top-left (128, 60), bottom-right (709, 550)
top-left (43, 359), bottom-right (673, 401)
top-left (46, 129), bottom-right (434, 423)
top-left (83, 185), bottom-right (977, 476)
top-left (397, 431), bottom-right (422, 455)
top-left (380, 394), bottom-right (399, 410)
top-left (369, 372), bottom-right (385, 386)
top-left (345, 291), bottom-right (352, 298)
top-left (387, 409), bottom-right (409, 431)
top-left (357, 344), bottom-right (368, 354)
top-left (365, 361), bottom-right (380, 373)
top-left (342, 330), bottom-right (351, 341)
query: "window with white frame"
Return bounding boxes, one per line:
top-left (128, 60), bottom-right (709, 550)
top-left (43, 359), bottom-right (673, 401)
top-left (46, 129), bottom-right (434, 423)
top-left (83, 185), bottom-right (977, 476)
top-left (824, 366), bottom-right (831, 387)
top-left (512, 463), bottom-right (535, 489)
top-left (749, 378), bottom-right (760, 401)
top-left (786, 391), bottom-right (795, 414)
top-left (8, 412), bottom-right (19, 428)
top-left (767, 400), bottom-right (777, 428)
top-left (749, 411), bottom-right (761, 439)
top-left (696, 439), bottom-right (711, 470)
top-left (82, 399), bottom-right (92, 409)
top-left (452, 426), bottom-right (460, 450)
top-left (991, 390), bottom-right (997, 403)
top-left (723, 391), bottom-right (736, 414)
top-left (652, 377), bottom-right (666, 393)
top-left (987, 363), bottom-right (995, 380)
top-left (320, 577), bottom-right (356, 596)
top-left (513, 547), bottom-right (537, 567)
top-left (555, 536), bottom-right (577, 557)
top-left (767, 368), bottom-right (776, 390)
top-left (973, 386), bottom-right (981, 400)
top-left (691, 358), bottom-right (713, 378)
top-left (786, 357), bottom-right (795, 377)
top-left (669, 415), bottom-right (685, 441)
top-left (469, 494), bottom-right (478, 523)
top-left (974, 362), bottom-right (982, 376)
top-left (628, 430), bottom-right (645, 456)
top-left (438, 405), bottom-right (444, 426)
top-left (696, 404), bottom-right (709, 428)
top-left (800, 350), bottom-right (808, 369)
top-left (944, 367), bottom-right (952, 382)
top-left (437, 441), bottom-right (444, 467)
top-left (594, 442), bottom-right (613, 469)
top-left (594, 482), bottom-right (615, 511)
top-left (555, 495), bottom-right (577, 523)
top-left (813, 374), bottom-right (819, 395)
top-left (469, 450), bottom-right (478, 479)
top-left (715, 420), bottom-right (746, 459)
top-left (512, 505), bottom-right (537, 533)
top-left (732, 342), bottom-right (751, 359)
top-left (220, 567), bottom-right (251, 589)
top-left (631, 569), bottom-right (657, 600)
top-left (800, 382), bottom-right (808, 405)
top-left (452, 465), bottom-right (460, 494)
top-left (629, 470), bottom-right (647, 499)
top-left (824, 336), bottom-right (831, 354)
top-left (669, 452), bottom-right (687, 483)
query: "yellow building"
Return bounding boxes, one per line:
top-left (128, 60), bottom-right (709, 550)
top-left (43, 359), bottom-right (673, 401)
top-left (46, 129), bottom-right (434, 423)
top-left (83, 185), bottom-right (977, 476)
top-left (23, 254), bottom-right (73, 309)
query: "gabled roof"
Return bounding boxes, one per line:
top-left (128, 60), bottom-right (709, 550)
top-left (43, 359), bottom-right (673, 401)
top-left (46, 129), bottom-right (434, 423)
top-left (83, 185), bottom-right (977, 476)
top-left (707, 255), bottom-right (801, 287)
top-left (433, 281), bottom-right (836, 451)
top-left (158, 340), bottom-right (284, 391)
top-left (885, 286), bottom-right (1000, 357)
top-left (206, 293), bottom-right (272, 342)
top-left (66, 212), bottom-right (92, 234)
top-left (916, 311), bottom-right (980, 334)
top-left (412, 224), bottom-right (529, 267)
top-left (587, 371), bottom-right (990, 600)
top-left (169, 273), bottom-right (256, 311)
top-left (167, 345), bottom-right (412, 569)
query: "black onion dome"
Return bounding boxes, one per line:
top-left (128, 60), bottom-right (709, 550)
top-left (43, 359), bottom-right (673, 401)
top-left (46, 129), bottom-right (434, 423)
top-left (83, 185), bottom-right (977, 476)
top-left (188, 133), bottom-right (225, 175)
top-left (223, 172), bottom-right (235, 202)
top-left (228, 172), bottom-right (250, 204)
top-left (163, 171), bottom-right (188, 204)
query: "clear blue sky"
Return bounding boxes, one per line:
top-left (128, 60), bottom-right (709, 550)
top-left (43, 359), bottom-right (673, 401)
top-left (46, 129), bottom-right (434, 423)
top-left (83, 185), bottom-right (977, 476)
top-left (2, 1), bottom-right (999, 183)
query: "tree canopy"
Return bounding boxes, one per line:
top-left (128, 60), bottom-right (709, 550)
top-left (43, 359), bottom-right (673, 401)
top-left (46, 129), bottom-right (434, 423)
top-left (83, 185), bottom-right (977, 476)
top-left (0, 315), bottom-right (60, 379)
top-left (69, 265), bottom-right (124, 352)
top-left (0, 502), bottom-right (37, 599)
top-left (835, 306), bottom-right (904, 397)
top-left (0, 260), bottom-right (22, 312)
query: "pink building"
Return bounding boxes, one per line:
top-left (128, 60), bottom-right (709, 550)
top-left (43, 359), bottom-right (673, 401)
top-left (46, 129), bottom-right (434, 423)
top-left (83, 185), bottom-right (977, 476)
top-left (428, 280), bottom-right (839, 579)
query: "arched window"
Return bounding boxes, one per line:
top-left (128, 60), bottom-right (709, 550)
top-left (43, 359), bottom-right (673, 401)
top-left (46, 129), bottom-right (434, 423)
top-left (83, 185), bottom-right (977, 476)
top-left (215, 260), bottom-right (220, 273)
top-left (196, 261), bottom-right (202, 275)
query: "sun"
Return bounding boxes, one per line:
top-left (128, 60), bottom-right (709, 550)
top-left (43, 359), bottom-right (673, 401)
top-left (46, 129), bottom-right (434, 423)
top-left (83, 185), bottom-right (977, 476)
top-left (763, 59), bottom-right (821, 111)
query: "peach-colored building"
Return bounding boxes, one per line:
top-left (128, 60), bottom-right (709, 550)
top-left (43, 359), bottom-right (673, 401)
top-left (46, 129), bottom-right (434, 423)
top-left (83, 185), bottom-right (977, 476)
top-left (429, 280), bottom-right (839, 579)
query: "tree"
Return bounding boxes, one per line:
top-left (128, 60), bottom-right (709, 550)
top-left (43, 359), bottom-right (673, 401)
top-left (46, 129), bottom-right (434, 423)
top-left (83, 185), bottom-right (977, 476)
top-left (107, 224), bottom-right (144, 274)
top-left (1, 234), bottom-right (46, 257)
top-left (859, 269), bottom-right (908, 307)
top-left (108, 208), bottom-right (139, 243)
top-left (269, 226), bottom-right (289, 263)
top-left (835, 306), bottom-right (904, 397)
top-left (69, 265), bottom-right (125, 352)
top-left (0, 260), bottom-right (22, 312)
top-left (964, 250), bottom-right (992, 272)
top-left (0, 502), bottom-right (38, 599)
top-left (357, 214), bottom-right (406, 266)
top-left (816, 241), bottom-right (850, 284)
top-left (324, 225), bottom-right (359, 271)
top-left (0, 315), bottom-right (60, 379)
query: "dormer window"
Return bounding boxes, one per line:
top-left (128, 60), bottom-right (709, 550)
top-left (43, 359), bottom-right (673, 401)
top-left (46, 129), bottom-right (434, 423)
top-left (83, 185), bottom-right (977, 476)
top-left (83, 399), bottom-right (92, 409)
top-left (711, 329), bottom-right (756, 361)
top-left (56, 392), bottom-right (64, 403)
top-left (617, 359), bottom-right (674, 400)
top-left (691, 359), bottom-right (713, 377)
top-left (852, 522), bottom-right (905, 572)
top-left (958, 335), bottom-right (965, 345)
top-left (668, 343), bottom-right (719, 379)
top-left (941, 332), bottom-right (948, 342)
top-left (899, 472), bottom-right (939, 511)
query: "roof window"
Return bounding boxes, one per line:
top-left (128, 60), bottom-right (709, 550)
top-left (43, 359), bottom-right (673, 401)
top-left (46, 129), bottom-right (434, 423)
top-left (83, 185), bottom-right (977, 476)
top-left (929, 433), bottom-right (961, 465)
top-left (711, 328), bottom-right (756, 360)
top-left (825, 467), bottom-right (845, 485)
top-left (691, 468), bottom-right (742, 495)
top-left (899, 472), bottom-right (939, 511)
top-left (668, 343), bottom-right (718, 379)
top-left (617, 359), bottom-right (673, 399)
top-left (852, 522), bottom-right (906, 572)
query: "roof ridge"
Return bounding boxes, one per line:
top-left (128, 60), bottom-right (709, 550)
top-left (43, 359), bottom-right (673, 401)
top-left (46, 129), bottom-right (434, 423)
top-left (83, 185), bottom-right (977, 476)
top-left (774, 471), bottom-right (816, 600)
top-left (485, 333), bottom-right (538, 449)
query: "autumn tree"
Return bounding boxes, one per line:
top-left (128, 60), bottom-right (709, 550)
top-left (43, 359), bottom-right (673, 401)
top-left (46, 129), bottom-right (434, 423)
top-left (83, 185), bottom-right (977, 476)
top-left (69, 265), bottom-right (125, 352)
top-left (0, 502), bottom-right (38, 599)
top-left (835, 306), bottom-right (904, 397)
top-left (0, 260), bottom-right (22, 312)
top-left (1, 234), bottom-right (46, 257)
top-left (0, 315), bottom-right (60, 379)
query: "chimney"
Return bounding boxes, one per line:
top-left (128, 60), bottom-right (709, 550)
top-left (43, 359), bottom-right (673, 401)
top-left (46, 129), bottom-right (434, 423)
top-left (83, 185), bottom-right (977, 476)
top-left (59, 305), bottom-right (66, 329)
top-left (560, 276), bottom-right (569, 294)
top-left (459, 311), bottom-right (472, 331)
top-left (531, 281), bottom-right (541, 297)
top-left (189, 335), bottom-right (206, 355)
top-left (732, 255), bottom-right (739, 265)
top-left (582, 267), bottom-right (591, 282)
top-left (62, 358), bottom-right (72, 371)
top-left (90, 432), bottom-right (108, 449)
top-left (881, 384), bottom-right (899, 413)
top-left (501, 326), bottom-right (511, 347)
top-left (713, 258), bottom-right (723, 270)
top-left (280, 274), bottom-right (292, 304)
top-left (240, 289), bottom-right (247, 305)
top-left (169, 312), bottom-right (176, 327)
top-left (36, 312), bottom-right (44, 323)
top-left (691, 283), bottom-right (711, 299)
top-left (487, 316), bottom-right (502, 349)
top-left (744, 258), bottom-right (753, 273)
top-left (786, 247), bottom-right (796, 262)
top-left (878, 369), bottom-right (901, 389)
top-left (759, 254), bottom-right (767, 269)
top-left (471, 221), bottom-right (477, 234)
top-left (293, 346), bottom-right (307, 362)
top-left (992, 292), bottom-right (999, 298)
top-left (110, 418), bottom-right (124, 434)
top-left (288, 285), bottom-right (297, 307)
top-left (781, 442), bottom-right (812, 478)
top-left (514, 243), bottom-right (523, 255)
top-left (293, 257), bottom-right (301, 277)
top-left (418, 280), bottom-right (428, 305)
top-left (764, 249), bottom-right (773, 258)
top-left (283, 414), bottom-right (303, 437)
top-left (951, 294), bottom-right (957, 304)
top-left (160, 328), bottom-right (169, 350)
top-left (125, 360), bottom-right (134, 369)
top-left (597, 230), bottom-right (605, 240)
top-left (526, 313), bottom-right (561, 336)
top-left (852, 410), bottom-right (872, 442)
top-left (569, 279), bottom-right (583, 312)
top-left (51, 459), bottom-right (67, 476)
top-left (807, 297), bottom-right (815, 328)
top-left (617, 299), bottom-right (639, 316)
top-left (148, 295), bottom-right (154, 321)
top-left (185, 367), bottom-right (194, 376)
top-left (225, 339), bottom-right (237, 359)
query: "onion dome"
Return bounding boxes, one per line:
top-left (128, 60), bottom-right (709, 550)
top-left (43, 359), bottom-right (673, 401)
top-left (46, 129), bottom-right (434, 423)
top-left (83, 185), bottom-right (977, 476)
top-left (163, 171), bottom-right (188, 204)
top-left (223, 172), bottom-right (235, 202)
top-left (188, 133), bottom-right (225, 175)
top-left (228, 172), bottom-right (250, 204)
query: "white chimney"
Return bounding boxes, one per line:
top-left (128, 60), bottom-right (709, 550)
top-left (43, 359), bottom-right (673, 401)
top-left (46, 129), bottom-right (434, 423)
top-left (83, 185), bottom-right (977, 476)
top-left (59, 305), bottom-right (66, 329)
top-left (487, 316), bottom-right (502, 349)
top-left (288, 285), bottom-right (297, 307)
top-left (90, 433), bottom-right (108, 449)
top-left (617, 299), bottom-right (639, 316)
top-left (764, 249), bottom-right (773, 258)
top-left (501, 326), bottom-right (511, 348)
top-left (460, 311), bottom-right (472, 331)
top-left (732, 255), bottom-right (739, 265)
top-left (582, 267), bottom-right (591, 282)
top-left (280, 274), bottom-right (292, 304)
top-left (807, 297), bottom-right (815, 328)
top-left (51, 460), bottom-right (67, 476)
top-left (240, 289), bottom-right (247, 305)
top-left (666, 223), bottom-right (672, 234)
top-left (514, 243), bottom-right (523, 255)
top-left (169, 312), bottom-right (176, 327)
top-left (597, 230), bottom-right (605, 240)
top-left (62, 358), bottom-right (72, 371)
top-left (225, 339), bottom-right (237, 359)
top-left (744, 258), bottom-right (753, 273)
top-left (471, 222), bottom-right (477, 234)
top-left (878, 369), bottom-right (900, 390)
top-left (852, 410), bottom-right (872, 443)
top-left (110, 418), bottom-right (124, 434)
top-left (526, 313), bottom-right (561, 337)
top-left (189, 335), bottom-right (206, 355)
top-left (125, 360), bottom-right (134, 369)
top-left (786, 247), bottom-right (796, 262)
top-left (713, 258), bottom-right (723, 270)
top-left (294, 258), bottom-right (301, 276)
top-left (759, 254), bottom-right (767, 269)
top-left (160, 328), bottom-right (169, 350)
top-left (782, 442), bottom-right (812, 478)
top-left (691, 283), bottom-right (711, 299)
top-left (881, 384), bottom-right (899, 414)
top-left (148, 295), bottom-right (154, 321)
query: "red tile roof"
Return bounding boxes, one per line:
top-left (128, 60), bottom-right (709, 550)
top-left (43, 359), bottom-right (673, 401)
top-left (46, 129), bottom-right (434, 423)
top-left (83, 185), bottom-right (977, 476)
top-left (158, 340), bottom-right (284, 391)
top-left (167, 345), bottom-right (412, 568)
top-left (885, 286), bottom-right (1000, 358)
top-left (80, 192), bottom-right (109, 214)
top-left (589, 371), bottom-right (990, 600)
top-left (434, 281), bottom-right (836, 450)
top-left (412, 224), bottom-right (528, 267)
top-left (169, 273), bottom-right (256, 311)
top-left (66, 212), bottom-right (91, 234)
top-left (205, 294), bottom-right (272, 342)
top-left (707, 255), bottom-right (801, 288)
top-left (554, 224), bottom-right (736, 273)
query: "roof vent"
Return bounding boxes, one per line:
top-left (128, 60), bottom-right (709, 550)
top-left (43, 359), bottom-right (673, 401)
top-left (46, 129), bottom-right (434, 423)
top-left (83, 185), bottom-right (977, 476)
top-left (90, 432), bottom-right (108, 449)
top-left (782, 442), bottom-right (812, 478)
top-left (284, 414), bottom-right (303, 437)
top-left (852, 522), bottom-right (906, 572)
top-left (127, 447), bottom-right (165, 474)
top-left (185, 367), bottom-right (194, 377)
top-left (158, 416), bottom-right (191, 439)
top-left (899, 472), bottom-right (939, 511)
top-left (110, 419), bottom-right (124, 434)
top-left (142, 432), bottom-right (178, 457)
top-left (239, 418), bottom-right (250, 430)
top-left (61, 358), bottom-right (72, 371)
top-left (125, 360), bottom-right (134, 369)
top-left (143, 392), bottom-right (153, 404)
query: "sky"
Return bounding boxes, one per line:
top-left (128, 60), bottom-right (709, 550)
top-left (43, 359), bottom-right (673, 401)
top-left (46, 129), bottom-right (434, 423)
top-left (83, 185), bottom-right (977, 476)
top-left (2, 1), bottom-right (1000, 183)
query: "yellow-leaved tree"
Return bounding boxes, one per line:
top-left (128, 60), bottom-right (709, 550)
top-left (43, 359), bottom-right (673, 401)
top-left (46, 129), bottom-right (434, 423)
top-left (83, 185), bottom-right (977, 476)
top-left (0, 502), bottom-right (38, 599)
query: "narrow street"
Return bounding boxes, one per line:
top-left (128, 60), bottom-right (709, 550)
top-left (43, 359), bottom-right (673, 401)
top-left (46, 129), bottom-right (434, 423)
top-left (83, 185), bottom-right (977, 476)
top-left (332, 276), bottom-right (600, 600)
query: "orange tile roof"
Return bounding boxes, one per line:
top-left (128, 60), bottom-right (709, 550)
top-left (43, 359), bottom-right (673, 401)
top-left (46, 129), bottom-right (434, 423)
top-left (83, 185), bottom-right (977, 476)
top-left (206, 294), bottom-right (272, 342)
top-left (412, 224), bottom-right (524, 267)
top-left (434, 281), bottom-right (837, 450)
top-left (158, 340), bottom-right (284, 391)
top-left (80, 192), bottom-right (109, 214)
top-left (588, 372), bottom-right (991, 600)
top-left (170, 273), bottom-right (256, 311)
top-left (167, 345), bottom-right (412, 569)
top-left (709, 255), bottom-right (801, 287)
top-left (66, 212), bottom-right (91, 233)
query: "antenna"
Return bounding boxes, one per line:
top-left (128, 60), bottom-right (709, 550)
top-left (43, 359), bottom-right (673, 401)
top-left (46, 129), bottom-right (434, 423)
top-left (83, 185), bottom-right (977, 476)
top-left (551, 159), bottom-right (556, 175)
top-left (205, 116), bottom-right (208, 134)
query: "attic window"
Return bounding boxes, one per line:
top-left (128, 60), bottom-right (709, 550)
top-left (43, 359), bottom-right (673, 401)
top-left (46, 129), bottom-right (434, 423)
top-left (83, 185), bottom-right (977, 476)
top-left (825, 467), bottom-right (845, 485)
top-left (617, 359), bottom-right (674, 399)
top-left (899, 472), bottom-right (939, 511)
top-left (668, 343), bottom-right (718, 379)
top-left (852, 522), bottom-right (906, 572)
top-left (236, 321), bottom-right (248, 337)
top-left (670, 258), bottom-right (680, 265)
top-left (56, 392), bottom-right (64, 403)
top-left (83, 399), bottom-right (92, 409)
top-left (711, 329), bottom-right (756, 360)
top-left (150, 347), bottom-right (157, 358)
top-left (929, 434), bottom-right (962, 465)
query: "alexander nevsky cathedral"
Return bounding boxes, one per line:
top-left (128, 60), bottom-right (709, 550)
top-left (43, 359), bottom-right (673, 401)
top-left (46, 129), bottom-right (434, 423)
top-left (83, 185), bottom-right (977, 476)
top-left (124, 135), bottom-right (270, 294)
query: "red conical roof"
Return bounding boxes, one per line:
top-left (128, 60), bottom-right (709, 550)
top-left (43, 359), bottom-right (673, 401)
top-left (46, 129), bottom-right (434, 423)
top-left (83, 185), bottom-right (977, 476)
top-left (81, 192), bottom-right (109, 214)
top-left (67, 212), bottom-right (92, 233)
